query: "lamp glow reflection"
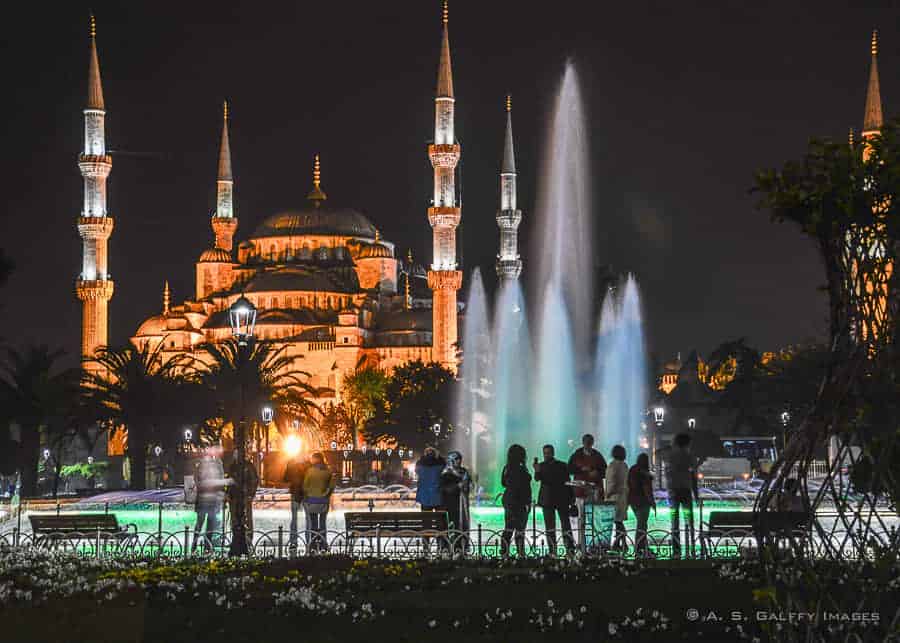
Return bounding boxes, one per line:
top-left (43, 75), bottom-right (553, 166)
top-left (283, 434), bottom-right (302, 458)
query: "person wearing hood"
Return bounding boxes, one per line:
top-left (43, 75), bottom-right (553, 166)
top-left (440, 451), bottom-right (472, 550)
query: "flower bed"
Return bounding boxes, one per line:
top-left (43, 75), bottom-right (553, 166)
top-left (1, 549), bottom-right (896, 642)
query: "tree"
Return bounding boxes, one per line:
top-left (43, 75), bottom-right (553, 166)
top-left (83, 343), bottom-right (189, 490)
top-left (0, 346), bottom-right (81, 496)
top-left (341, 356), bottom-right (388, 447)
top-left (364, 360), bottom-right (456, 451)
top-left (754, 119), bottom-right (900, 540)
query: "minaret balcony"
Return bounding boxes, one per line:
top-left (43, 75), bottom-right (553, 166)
top-left (75, 279), bottom-right (115, 301)
top-left (496, 209), bottom-right (522, 228)
top-left (79, 153), bottom-right (112, 164)
top-left (428, 144), bottom-right (460, 168)
top-left (427, 207), bottom-right (461, 228)
top-left (78, 216), bottom-right (114, 239)
top-left (427, 269), bottom-right (462, 291)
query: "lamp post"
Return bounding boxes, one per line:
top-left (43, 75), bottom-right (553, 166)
top-left (260, 406), bottom-right (273, 481)
top-left (228, 295), bottom-right (257, 557)
top-left (780, 410), bottom-right (791, 452)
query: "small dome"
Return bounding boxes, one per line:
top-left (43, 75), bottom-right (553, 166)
top-left (135, 314), bottom-right (168, 336)
top-left (198, 247), bottom-right (232, 263)
top-left (358, 243), bottom-right (393, 259)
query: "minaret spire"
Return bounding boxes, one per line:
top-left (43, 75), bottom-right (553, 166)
top-left (76, 13), bottom-right (115, 368)
top-left (427, 0), bottom-right (462, 370)
top-left (862, 29), bottom-right (883, 136)
top-left (210, 100), bottom-right (238, 253)
top-left (307, 154), bottom-right (327, 204)
top-left (163, 281), bottom-right (170, 315)
top-left (496, 96), bottom-right (522, 282)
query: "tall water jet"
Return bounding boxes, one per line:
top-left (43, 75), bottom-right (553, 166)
top-left (454, 269), bottom-right (491, 481)
top-left (532, 61), bottom-right (593, 453)
top-left (595, 275), bottom-right (647, 457)
top-left (534, 62), bottom-right (593, 356)
top-left (490, 280), bottom-right (533, 493)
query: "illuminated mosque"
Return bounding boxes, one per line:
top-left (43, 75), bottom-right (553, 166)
top-left (75, 4), bottom-right (524, 409)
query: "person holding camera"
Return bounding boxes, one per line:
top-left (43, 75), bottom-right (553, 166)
top-left (533, 444), bottom-right (575, 556)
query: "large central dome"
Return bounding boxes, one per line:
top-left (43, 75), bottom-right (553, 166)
top-left (252, 206), bottom-right (377, 240)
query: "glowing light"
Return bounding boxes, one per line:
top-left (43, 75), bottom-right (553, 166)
top-left (742, 472), bottom-right (750, 480)
top-left (330, 441), bottom-right (337, 450)
top-left (398, 449), bottom-right (405, 457)
top-left (43, 449), bottom-right (50, 460)
top-left (688, 418), bottom-right (696, 429)
top-left (653, 406), bottom-right (665, 425)
top-left (261, 406), bottom-right (274, 424)
top-left (284, 434), bottom-right (302, 458)
top-left (184, 428), bottom-right (193, 441)
top-left (87, 456), bottom-right (94, 465)
top-left (154, 446), bottom-right (162, 457)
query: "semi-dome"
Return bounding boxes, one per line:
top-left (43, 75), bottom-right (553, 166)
top-left (252, 206), bottom-right (377, 240)
top-left (135, 314), bottom-right (168, 336)
top-left (198, 247), bottom-right (232, 263)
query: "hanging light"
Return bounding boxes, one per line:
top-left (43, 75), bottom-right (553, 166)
top-left (228, 295), bottom-right (257, 345)
top-left (261, 406), bottom-right (274, 424)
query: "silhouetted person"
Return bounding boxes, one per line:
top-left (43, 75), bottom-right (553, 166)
top-left (283, 453), bottom-right (308, 548)
top-left (500, 444), bottom-right (531, 557)
top-left (567, 433), bottom-right (607, 545)
top-left (191, 445), bottom-right (225, 551)
top-left (665, 433), bottom-right (698, 558)
top-left (534, 444), bottom-right (575, 556)
top-left (415, 447), bottom-right (446, 550)
top-left (606, 445), bottom-right (629, 551)
top-left (628, 453), bottom-right (656, 557)
top-left (440, 450), bottom-right (471, 551)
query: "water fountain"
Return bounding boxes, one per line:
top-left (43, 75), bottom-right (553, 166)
top-left (454, 61), bottom-right (649, 495)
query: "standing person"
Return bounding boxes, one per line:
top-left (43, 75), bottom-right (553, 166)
top-left (665, 433), bottom-right (698, 559)
top-left (282, 452), bottom-right (308, 549)
top-left (500, 444), bottom-right (531, 557)
top-left (302, 452), bottom-right (335, 552)
top-left (628, 453), bottom-right (656, 557)
top-left (440, 451), bottom-right (472, 551)
top-left (567, 434), bottom-right (608, 546)
top-left (534, 445), bottom-right (575, 556)
top-left (415, 447), bottom-right (446, 550)
top-left (191, 446), bottom-right (226, 552)
top-left (227, 450), bottom-right (260, 538)
top-left (606, 445), bottom-right (629, 551)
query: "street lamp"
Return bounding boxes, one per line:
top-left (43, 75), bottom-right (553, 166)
top-left (227, 295), bottom-right (257, 557)
top-left (261, 406), bottom-right (274, 425)
top-left (781, 410), bottom-right (791, 451)
top-left (688, 418), bottom-right (696, 430)
top-left (653, 406), bottom-right (665, 426)
top-left (184, 428), bottom-right (193, 442)
top-left (229, 295), bottom-right (257, 346)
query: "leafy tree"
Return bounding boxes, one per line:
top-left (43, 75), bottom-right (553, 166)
top-left (364, 360), bottom-right (455, 451)
top-left (341, 356), bottom-right (388, 446)
top-left (82, 343), bottom-right (189, 490)
top-left (0, 346), bottom-right (80, 496)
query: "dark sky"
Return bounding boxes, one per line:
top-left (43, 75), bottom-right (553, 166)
top-left (2, 1), bottom-right (897, 368)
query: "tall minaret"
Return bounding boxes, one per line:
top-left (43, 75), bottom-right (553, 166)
top-left (211, 100), bottom-right (237, 251)
top-left (76, 15), bottom-right (114, 365)
top-left (427, 1), bottom-right (462, 369)
top-left (861, 29), bottom-right (883, 158)
top-left (496, 95), bottom-right (522, 282)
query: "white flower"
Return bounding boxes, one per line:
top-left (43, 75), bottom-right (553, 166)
top-left (427, 619), bottom-right (437, 629)
top-left (608, 623), bottom-right (618, 635)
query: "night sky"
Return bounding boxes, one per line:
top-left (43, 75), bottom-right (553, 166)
top-left (2, 1), bottom-right (896, 368)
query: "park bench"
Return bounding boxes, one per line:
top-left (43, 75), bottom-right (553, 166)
top-left (29, 513), bottom-right (137, 549)
top-left (703, 510), bottom-right (809, 554)
top-left (345, 511), bottom-right (450, 554)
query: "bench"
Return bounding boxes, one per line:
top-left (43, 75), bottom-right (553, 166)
top-left (345, 511), bottom-right (451, 554)
top-left (703, 510), bottom-right (809, 555)
top-left (29, 513), bottom-right (136, 548)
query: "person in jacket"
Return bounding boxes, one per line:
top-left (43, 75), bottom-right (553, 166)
top-left (567, 433), bottom-right (607, 544)
top-left (628, 452), bottom-right (656, 557)
top-left (283, 453), bottom-right (308, 549)
top-left (191, 446), bottom-right (225, 551)
top-left (302, 452), bottom-right (335, 552)
top-left (665, 433), bottom-right (698, 558)
top-left (415, 447), bottom-right (446, 510)
top-left (501, 444), bottom-right (531, 557)
top-left (534, 444), bottom-right (575, 555)
top-left (606, 445), bottom-right (629, 551)
top-left (440, 451), bottom-right (471, 550)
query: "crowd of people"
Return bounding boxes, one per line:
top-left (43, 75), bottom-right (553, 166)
top-left (185, 432), bottom-right (700, 558)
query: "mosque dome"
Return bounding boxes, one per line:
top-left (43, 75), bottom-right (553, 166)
top-left (198, 247), bottom-right (232, 263)
top-left (357, 243), bottom-right (393, 259)
top-left (135, 315), bottom-right (168, 336)
top-left (251, 206), bottom-right (377, 240)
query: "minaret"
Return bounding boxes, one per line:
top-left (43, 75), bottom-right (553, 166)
top-left (427, 1), bottom-right (462, 369)
top-left (211, 100), bottom-right (237, 251)
top-left (162, 281), bottom-right (170, 315)
top-left (861, 30), bottom-right (883, 163)
top-left (76, 14), bottom-right (115, 366)
top-left (496, 95), bottom-right (522, 282)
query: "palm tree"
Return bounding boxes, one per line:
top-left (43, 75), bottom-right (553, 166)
top-left (193, 339), bottom-right (322, 556)
top-left (0, 346), bottom-right (80, 496)
top-left (341, 355), bottom-right (388, 447)
top-left (82, 343), bottom-right (190, 490)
